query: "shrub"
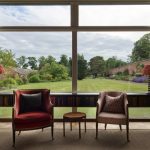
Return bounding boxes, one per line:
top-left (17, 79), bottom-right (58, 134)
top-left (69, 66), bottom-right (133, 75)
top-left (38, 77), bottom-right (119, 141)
top-left (40, 74), bottom-right (52, 81)
top-left (1, 78), bottom-right (17, 88)
top-left (29, 75), bottom-right (40, 83)
top-left (135, 73), bottom-right (142, 77)
top-left (132, 76), bottom-right (148, 83)
top-left (22, 76), bottom-right (28, 84)
top-left (15, 78), bottom-right (24, 85)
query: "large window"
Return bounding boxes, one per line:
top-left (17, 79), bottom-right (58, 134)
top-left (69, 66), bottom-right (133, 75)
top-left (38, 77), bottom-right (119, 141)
top-left (0, 5), bottom-right (70, 26)
top-left (79, 5), bottom-right (150, 26)
top-left (77, 32), bottom-right (148, 93)
top-left (0, 1), bottom-right (150, 119)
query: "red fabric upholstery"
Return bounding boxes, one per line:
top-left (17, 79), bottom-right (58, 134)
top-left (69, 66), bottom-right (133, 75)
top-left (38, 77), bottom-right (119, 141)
top-left (12, 89), bottom-right (54, 138)
top-left (14, 112), bottom-right (53, 130)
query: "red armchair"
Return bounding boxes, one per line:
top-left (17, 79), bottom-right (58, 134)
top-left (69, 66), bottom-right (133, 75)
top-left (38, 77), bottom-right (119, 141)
top-left (12, 89), bottom-right (54, 147)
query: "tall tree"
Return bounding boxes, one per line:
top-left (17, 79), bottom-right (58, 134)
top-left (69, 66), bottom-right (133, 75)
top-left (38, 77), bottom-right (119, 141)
top-left (16, 56), bottom-right (28, 69)
top-left (130, 33), bottom-right (150, 62)
top-left (59, 54), bottom-right (69, 67)
top-left (0, 48), bottom-right (16, 67)
top-left (78, 54), bottom-right (88, 80)
top-left (38, 56), bottom-right (47, 70)
top-left (46, 55), bottom-right (56, 64)
top-left (28, 57), bottom-right (37, 70)
top-left (89, 56), bottom-right (105, 78)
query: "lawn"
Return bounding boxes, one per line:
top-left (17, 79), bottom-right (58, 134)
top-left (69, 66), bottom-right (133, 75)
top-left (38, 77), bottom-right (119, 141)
top-left (0, 78), bottom-right (148, 118)
top-left (0, 78), bottom-right (147, 93)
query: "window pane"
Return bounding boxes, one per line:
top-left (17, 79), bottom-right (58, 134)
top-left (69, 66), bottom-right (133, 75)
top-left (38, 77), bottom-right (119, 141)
top-left (79, 5), bottom-right (150, 26)
top-left (0, 32), bottom-right (72, 93)
top-left (77, 32), bottom-right (149, 93)
top-left (0, 5), bottom-right (70, 26)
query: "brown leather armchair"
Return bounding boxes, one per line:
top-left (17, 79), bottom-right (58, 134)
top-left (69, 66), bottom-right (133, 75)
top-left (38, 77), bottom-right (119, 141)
top-left (96, 91), bottom-right (129, 142)
top-left (12, 89), bottom-right (54, 147)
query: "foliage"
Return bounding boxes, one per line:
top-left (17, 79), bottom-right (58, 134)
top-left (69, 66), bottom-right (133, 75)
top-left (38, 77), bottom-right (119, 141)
top-left (130, 33), bottom-right (150, 62)
top-left (40, 62), bottom-right (68, 81)
top-left (0, 78), bottom-right (17, 88)
top-left (38, 56), bottom-right (47, 70)
top-left (0, 48), bottom-right (17, 67)
top-left (29, 75), bottom-right (40, 83)
top-left (39, 73), bottom-right (53, 81)
top-left (15, 78), bottom-right (24, 85)
top-left (0, 64), bottom-right (5, 74)
top-left (28, 57), bottom-right (38, 70)
top-left (78, 54), bottom-right (88, 80)
top-left (59, 54), bottom-right (69, 67)
top-left (89, 56), bottom-right (105, 78)
top-left (16, 56), bottom-right (28, 69)
top-left (132, 76), bottom-right (148, 83)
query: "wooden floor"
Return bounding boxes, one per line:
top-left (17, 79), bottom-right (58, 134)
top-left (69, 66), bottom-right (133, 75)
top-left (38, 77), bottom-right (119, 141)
top-left (0, 123), bottom-right (150, 150)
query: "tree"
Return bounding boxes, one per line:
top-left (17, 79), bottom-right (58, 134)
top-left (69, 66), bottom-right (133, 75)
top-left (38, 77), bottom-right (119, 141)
top-left (105, 56), bottom-right (126, 75)
top-left (16, 56), bottom-right (28, 69)
top-left (59, 54), bottom-right (69, 67)
top-left (46, 55), bottom-right (56, 64)
top-left (68, 57), bottom-right (72, 77)
top-left (89, 56), bottom-right (105, 78)
top-left (78, 54), bottom-right (88, 80)
top-left (130, 33), bottom-right (150, 62)
top-left (38, 56), bottom-right (47, 70)
top-left (27, 57), bottom-right (38, 70)
top-left (40, 62), bottom-right (68, 81)
top-left (0, 48), bottom-right (16, 67)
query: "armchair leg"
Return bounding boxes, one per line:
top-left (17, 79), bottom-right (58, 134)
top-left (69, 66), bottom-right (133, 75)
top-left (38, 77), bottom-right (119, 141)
top-left (119, 125), bottom-right (122, 131)
top-left (51, 125), bottom-right (54, 140)
top-left (96, 121), bottom-right (98, 139)
top-left (105, 124), bottom-right (107, 130)
top-left (126, 123), bottom-right (129, 142)
top-left (12, 129), bottom-right (15, 147)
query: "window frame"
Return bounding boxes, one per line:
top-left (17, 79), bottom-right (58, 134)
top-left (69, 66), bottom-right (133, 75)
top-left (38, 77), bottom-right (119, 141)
top-left (0, 0), bottom-right (150, 94)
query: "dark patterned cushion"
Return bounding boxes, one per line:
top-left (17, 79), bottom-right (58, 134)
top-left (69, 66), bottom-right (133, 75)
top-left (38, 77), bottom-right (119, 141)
top-left (103, 94), bottom-right (124, 113)
top-left (20, 93), bottom-right (43, 113)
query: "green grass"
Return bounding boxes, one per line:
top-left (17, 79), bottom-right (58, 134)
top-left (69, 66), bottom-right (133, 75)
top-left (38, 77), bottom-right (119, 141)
top-left (0, 78), bottom-right (147, 93)
top-left (0, 78), bottom-right (148, 118)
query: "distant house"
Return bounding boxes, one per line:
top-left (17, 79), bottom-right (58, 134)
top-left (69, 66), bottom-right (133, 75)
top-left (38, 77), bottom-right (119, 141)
top-left (109, 59), bottom-right (150, 75)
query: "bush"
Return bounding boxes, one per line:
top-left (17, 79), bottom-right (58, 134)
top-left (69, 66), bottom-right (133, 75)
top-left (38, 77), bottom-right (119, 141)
top-left (22, 76), bottom-right (28, 84)
top-left (1, 78), bottom-right (17, 88)
top-left (27, 71), bottom-right (38, 78)
top-left (132, 76), bottom-right (148, 83)
top-left (29, 75), bottom-right (40, 83)
top-left (40, 74), bottom-right (52, 81)
top-left (15, 78), bottom-right (24, 85)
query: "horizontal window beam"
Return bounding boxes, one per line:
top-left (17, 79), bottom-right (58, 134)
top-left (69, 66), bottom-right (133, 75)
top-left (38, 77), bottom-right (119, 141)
top-left (0, 0), bottom-right (150, 5)
top-left (1, 26), bottom-right (150, 32)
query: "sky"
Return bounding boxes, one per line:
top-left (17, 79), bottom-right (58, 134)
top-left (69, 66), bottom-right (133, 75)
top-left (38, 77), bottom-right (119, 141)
top-left (0, 5), bottom-right (150, 62)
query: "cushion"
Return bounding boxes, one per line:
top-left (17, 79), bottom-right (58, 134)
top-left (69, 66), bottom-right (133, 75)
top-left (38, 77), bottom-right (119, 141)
top-left (20, 93), bottom-right (43, 113)
top-left (103, 94), bottom-right (124, 113)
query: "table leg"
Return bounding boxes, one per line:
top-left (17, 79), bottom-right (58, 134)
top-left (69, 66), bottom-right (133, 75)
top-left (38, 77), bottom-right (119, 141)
top-left (63, 118), bottom-right (65, 137)
top-left (70, 121), bottom-right (72, 131)
top-left (79, 121), bottom-right (81, 139)
top-left (84, 117), bottom-right (86, 132)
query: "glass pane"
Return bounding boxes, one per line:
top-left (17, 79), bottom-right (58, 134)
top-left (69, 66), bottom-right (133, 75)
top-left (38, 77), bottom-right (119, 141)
top-left (0, 5), bottom-right (70, 26)
top-left (129, 107), bottom-right (150, 119)
top-left (0, 107), bottom-right (12, 118)
top-left (54, 107), bottom-right (72, 119)
top-left (0, 32), bottom-right (72, 93)
top-left (79, 5), bottom-right (150, 26)
top-left (77, 32), bottom-right (149, 93)
top-left (77, 107), bottom-right (96, 118)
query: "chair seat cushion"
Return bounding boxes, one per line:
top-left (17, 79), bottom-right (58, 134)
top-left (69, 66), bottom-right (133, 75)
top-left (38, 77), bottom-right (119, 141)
top-left (14, 111), bottom-right (52, 124)
top-left (98, 112), bottom-right (126, 124)
top-left (103, 94), bottom-right (124, 113)
top-left (14, 111), bottom-right (53, 130)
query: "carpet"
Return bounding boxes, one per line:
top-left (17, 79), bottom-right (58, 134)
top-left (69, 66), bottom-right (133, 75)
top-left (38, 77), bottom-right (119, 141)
top-left (0, 127), bottom-right (150, 150)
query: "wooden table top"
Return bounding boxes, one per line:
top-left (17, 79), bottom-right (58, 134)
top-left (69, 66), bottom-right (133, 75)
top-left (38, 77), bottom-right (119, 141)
top-left (63, 112), bottom-right (86, 119)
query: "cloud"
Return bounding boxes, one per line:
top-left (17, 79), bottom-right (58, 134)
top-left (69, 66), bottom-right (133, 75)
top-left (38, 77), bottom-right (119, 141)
top-left (0, 5), bottom-right (150, 62)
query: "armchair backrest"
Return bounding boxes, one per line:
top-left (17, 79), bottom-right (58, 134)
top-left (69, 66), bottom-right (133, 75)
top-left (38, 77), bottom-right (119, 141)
top-left (14, 89), bottom-right (50, 115)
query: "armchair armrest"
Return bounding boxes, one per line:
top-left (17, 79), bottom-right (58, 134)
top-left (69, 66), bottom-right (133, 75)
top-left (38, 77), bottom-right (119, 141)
top-left (96, 99), bottom-right (103, 116)
top-left (124, 95), bottom-right (129, 118)
top-left (47, 97), bottom-right (54, 118)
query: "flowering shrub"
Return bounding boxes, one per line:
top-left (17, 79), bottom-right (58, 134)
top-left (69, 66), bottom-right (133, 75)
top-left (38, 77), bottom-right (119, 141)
top-left (132, 76), bottom-right (148, 83)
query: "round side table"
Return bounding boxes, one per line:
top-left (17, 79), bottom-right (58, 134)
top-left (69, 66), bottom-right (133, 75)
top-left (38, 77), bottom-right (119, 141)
top-left (63, 112), bottom-right (86, 139)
